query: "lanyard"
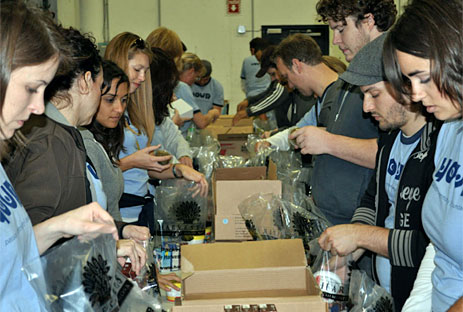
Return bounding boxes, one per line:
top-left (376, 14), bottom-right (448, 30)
top-left (125, 118), bottom-right (142, 151)
top-left (334, 83), bottom-right (353, 122)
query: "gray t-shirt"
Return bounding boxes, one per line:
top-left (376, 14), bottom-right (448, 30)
top-left (240, 55), bottom-right (271, 97)
top-left (191, 77), bottom-right (224, 115)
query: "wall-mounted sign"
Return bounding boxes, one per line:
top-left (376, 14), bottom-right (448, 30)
top-left (227, 0), bottom-right (240, 14)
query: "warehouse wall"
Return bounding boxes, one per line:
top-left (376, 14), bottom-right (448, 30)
top-left (57, 0), bottom-right (403, 113)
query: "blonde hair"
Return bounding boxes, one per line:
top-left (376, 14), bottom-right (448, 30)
top-left (146, 27), bottom-right (183, 66)
top-left (180, 52), bottom-right (205, 76)
top-left (105, 32), bottom-right (156, 143)
top-left (322, 55), bottom-right (347, 74)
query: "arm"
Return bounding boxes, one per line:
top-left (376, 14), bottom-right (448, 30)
top-left (154, 118), bottom-right (192, 160)
top-left (401, 243), bottom-right (435, 312)
top-left (33, 202), bottom-right (118, 255)
top-left (449, 298), bottom-right (463, 312)
top-left (318, 223), bottom-right (389, 257)
top-left (148, 164), bottom-right (208, 197)
top-left (192, 109), bottom-right (220, 129)
top-left (246, 82), bottom-right (288, 116)
top-left (290, 127), bottom-right (377, 169)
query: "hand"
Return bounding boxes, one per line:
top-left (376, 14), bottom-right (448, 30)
top-left (172, 109), bottom-right (192, 127)
top-left (179, 156), bottom-right (193, 168)
top-left (232, 110), bottom-right (248, 126)
top-left (237, 99), bottom-right (249, 111)
top-left (255, 140), bottom-right (271, 153)
top-left (57, 202), bottom-right (119, 241)
top-left (124, 145), bottom-right (172, 172)
top-left (289, 126), bottom-right (332, 155)
top-left (116, 239), bottom-right (147, 276)
top-left (208, 109), bottom-right (220, 122)
top-left (122, 225), bottom-right (150, 242)
top-left (176, 164), bottom-right (208, 197)
top-left (157, 272), bottom-right (182, 291)
top-left (261, 131), bottom-right (272, 139)
top-left (318, 224), bottom-right (362, 257)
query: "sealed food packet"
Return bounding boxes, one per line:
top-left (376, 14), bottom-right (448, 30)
top-left (22, 234), bottom-right (162, 312)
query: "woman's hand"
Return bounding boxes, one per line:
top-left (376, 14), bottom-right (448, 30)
top-left (116, 239), bottom-right (147, 276)
top-left (34, 202), bottom-right (118, 254)
top-left (175, 164), bottom-right (208, 197)
top-left (172, 109), bottom-right (192, 127)
top-left (119, 144), bottom-right (172, 172)
top-left (179, 156), bottom-right (193, 168)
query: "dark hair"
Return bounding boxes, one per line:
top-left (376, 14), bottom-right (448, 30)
top-left (86, 60), bottom-right (129, 163)
top-left (150, 47), bottom-right (179, 125)
top-left (0, 1), bottom-right (65, 113)
top-left (383, 0), bottom-right (462, 108)
top-left (274, 34), bottom-right (323, 69)
top-left (250, 38), bottom-right (270, 52)
top-left (316, 0), bottom-right (397, 32)
top-left (45, 27), bottom-right (102, 103)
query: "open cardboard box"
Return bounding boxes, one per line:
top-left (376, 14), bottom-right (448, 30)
top-left (212, 115), bottom-right (253, 127)
top-left (207, 115), bottom-right (254, 141)
top-left (213, 162), bottom-right (280, 241)
top-left (172, 239), bottom-right (326, 312)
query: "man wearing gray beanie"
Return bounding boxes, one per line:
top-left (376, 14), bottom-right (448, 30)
top-left (318, 33), bottom-right (441, 311)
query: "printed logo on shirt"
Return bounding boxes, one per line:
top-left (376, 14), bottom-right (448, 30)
top-left (0, 180), bottom-right (21, 224)
top-left (387, 158), bottom-right (405, 180)
top-left (192, 92), bottom-right (211, 99)
top-left (435, 157), bottom-right (463, 196)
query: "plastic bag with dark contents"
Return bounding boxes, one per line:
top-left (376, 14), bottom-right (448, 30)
top-left (312, 250), bottom-right (352, 311)
top-left (238, 193), bottom-right (330, 250)
top-left (348, 269), bottom-right (394, 312)
top-left (154, 179), bottom-right (208, 236)
top-left (22, 234), bottom-right (162, 312)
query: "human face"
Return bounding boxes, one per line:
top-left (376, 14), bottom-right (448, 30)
top-left (195, 75), bottom-right (211, 86)
top-left (328, 16), bottom-right (370, 62)
top-left (361, 81), bottom-right (409, 132)
top-left (96, 79), bottom-right (128, 129)
top-left (267, 67), bottom-right (281, 82)
top-left (180, 68), bottom-right (200, 86)
top-left (396, 50), bottom-right (461, 120)
top-left (1, 56), bottom-right (59, 140)
top-left (127, 52), bottom-right (149, 93)
top-left (276, 57), bottom-right (312, 96)
top-left (79, 70), bottom-right (103, 126)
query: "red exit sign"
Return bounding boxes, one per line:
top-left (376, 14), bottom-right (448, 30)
top-left (227, 0), bottom-right (240, 14)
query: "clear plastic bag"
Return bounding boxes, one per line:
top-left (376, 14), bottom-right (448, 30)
top-left (218, 155), bottom-right (247, 168)
top-left (312, 250), bottom-right (352, 311)
top-left (155, 179), bottom-right (208, 236)
top-left (22, 234), bottom-right (162, 312)
top-left (348, 269), bottom-right (395, 312)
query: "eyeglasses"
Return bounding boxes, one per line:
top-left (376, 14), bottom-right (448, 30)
top-left (131, 38), bottom-right (146, 49)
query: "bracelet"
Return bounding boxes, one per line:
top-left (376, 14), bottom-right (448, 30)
top-left (172, 164), bottom-right (181, 178)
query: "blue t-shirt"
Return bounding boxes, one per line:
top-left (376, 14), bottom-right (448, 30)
top-left (191, 77), bottom-right (224, 115)
top-left (119, 115), bottom-right (150, 220)
top-left (174, 81), bottom-right (200, 136)
top-left (376, 130), bottom-right (421, 293)
top-left (240, 55), bottom-right (271, 98)
top-left (0, 165), bottom-right (46, 311)
top-left (422, 120), bottom-right (463, 312)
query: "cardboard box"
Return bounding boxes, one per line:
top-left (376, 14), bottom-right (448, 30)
top-left (218, 133), bottom-right (249, 158)
top-left (212, 115), bottom-right (253, 127)
top-left (213, 163), bottom-right (280, 241)
top-left (173, 239), bottom-right (325, 312)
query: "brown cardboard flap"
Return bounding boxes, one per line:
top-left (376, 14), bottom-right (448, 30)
top-left (181, 239), bottom-right (306, 271)
top-left (227, 125), bottom-right (253, 134)
top-left (218, 133), bottom-right (249, 141)
top-left (212, 115), bottom-right (253, 127)
top-left (183, 266), bottom-right (307, 295)
top-left (184, 288), bottom-right (311, 300)
top-left (215, 167), bottom-right (267, 180)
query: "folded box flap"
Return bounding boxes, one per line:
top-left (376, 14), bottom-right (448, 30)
top-left (181, 239), bottom-right (307, 272)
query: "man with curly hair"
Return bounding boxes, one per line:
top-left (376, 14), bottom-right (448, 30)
top-left (316, 0), bottom-right (397, 62)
